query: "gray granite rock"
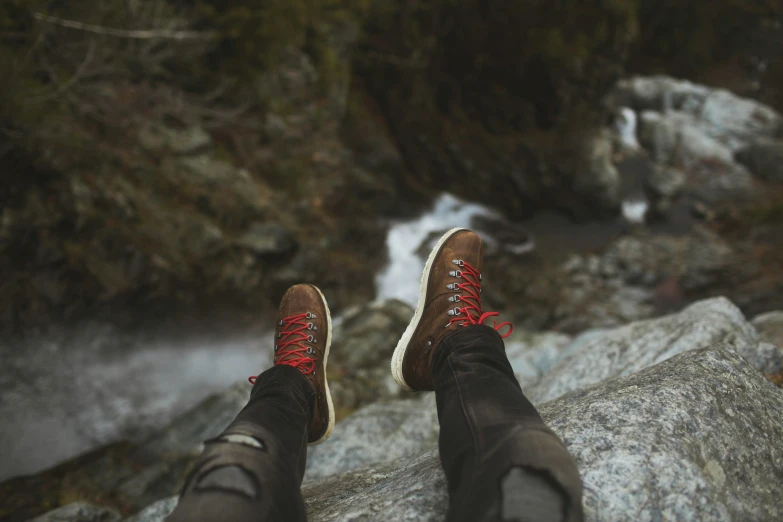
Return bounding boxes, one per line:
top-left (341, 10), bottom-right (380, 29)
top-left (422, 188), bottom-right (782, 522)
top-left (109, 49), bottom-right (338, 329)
top-left (304, 450), bottom-right (448, 522)
top-left (326, 300), bottom-right (415, 416)
top-left (611, 76), bottom-right (781, 149)
top-left (750, 342), bottom-right (783, 376)
top-left (544, 346), bottom-right (783, 522)
top-left (504, 329), bottom-right (573, 384)
top-left (304, 393), bottom-right (438, 484)
top-left (333, 300), bottom-right (413, 369)
top-left (736, 139), bottom-right (783, 182)
top-left (527, 297), bottom-right (760, 404)
top-left (646, 165), bottom-right (685, 199)
top-left (609, 76), bottom-right (782, 207)
top-left (752, 311), bottom-right (783, 348)
top-left (27, 503), bottom-right (120, 522)
top-left (638, 110), bottom-right (735, 166)
top-left (120, 344), bottom-right (783, 522)
top-left (574, 129), bottom-right (622, 209)
top-left (750, 311), bottom-right (783, 375)
top-left (537, 229), bottom-right (734, 333)
top-left (305, 346), bottom-right (783, 522)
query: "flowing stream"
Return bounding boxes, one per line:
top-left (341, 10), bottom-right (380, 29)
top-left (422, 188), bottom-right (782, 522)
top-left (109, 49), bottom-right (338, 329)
top-left (0, 326), bottom-right (269, 481)
top-left (376, 194), bottom-right (498, 305)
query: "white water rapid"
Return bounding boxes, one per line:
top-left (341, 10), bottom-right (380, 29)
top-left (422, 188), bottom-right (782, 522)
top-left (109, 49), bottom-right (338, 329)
top-left (375, 193), bottom-right (497, 306)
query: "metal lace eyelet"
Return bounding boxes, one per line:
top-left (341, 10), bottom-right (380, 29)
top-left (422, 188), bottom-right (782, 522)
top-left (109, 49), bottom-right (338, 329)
top-left (308, 335), bottom-right (316, 343)
top-left (307, 347), bottom-right (314, 355)
top-left (451, 259), bottom-right (464, 266)
top-left (278, 320), bottom-right (284, 326)
top-left (449, 270), bottom-right (463, 278)
top-left (277, 333), bottom-right (282, 339)
top-left (306, 312), bottom-right (316, 319)
top-left (447, 307), bottom-right (462, 316)
top-left (307, 322), bottom-right (314, 330)
top-left (274, 345), bottom-right (279, 351)
top-left (446, 283), bottom-right (457, 290)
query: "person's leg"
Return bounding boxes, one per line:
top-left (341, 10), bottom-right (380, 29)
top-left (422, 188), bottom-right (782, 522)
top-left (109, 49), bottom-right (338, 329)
top-left (167, 284), bottom-right (335, 522)
top-left (433, 325), bottom-right (583, 522)
top-left (167, 365), bottom-right (312, 522)
top-left (391, 228), bottom-right (583, 522)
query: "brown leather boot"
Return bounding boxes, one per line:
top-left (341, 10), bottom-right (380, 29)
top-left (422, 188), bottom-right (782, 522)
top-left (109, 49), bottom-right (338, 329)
top-left (249, 284), bottom-right (335, 444)
top-left (391, 228), bottom-right (513, 391)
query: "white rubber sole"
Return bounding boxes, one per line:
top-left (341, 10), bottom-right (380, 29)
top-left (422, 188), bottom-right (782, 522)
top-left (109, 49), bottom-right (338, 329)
top-left (391, 227), bottom-right (467, 391)
top-left (309, 285), bottom-right (335, 445)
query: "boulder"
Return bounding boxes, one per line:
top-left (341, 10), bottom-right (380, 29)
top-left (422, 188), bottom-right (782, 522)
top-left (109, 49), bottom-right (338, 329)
top-left (645, 165), bottom-right (685, 199)
top-left (543, 346), bottom-right (783, 522)
top-left (751, 311), bottom-right (783, 377)
top-left (506, 228), bottom-right (735, 333)
top-left (608, 76), bottom-right (783, 206)
top-left (323, 299), bottom-right (414, 419)
top-left (573, 130), bottom-right (622, 210)
top-left (638, 110), bottom-right (734, 166)
top-left (736, 139), bottom-right (783, 182)
top-left (504, 329), bottom-right (573, 384)
top-left (608, 76), bottom-right (711, 113)
top-left (526, 297), bottom-right (761, 404)
top-left (332, 300), bottom-right (413, 369)
top-left (752, 310), bottom-right (783, 348)
top-left (611, 76), bottom-right (782, 149)
top-left (124, 346), bottom-right (783, 521)
top-left (234, 222), bottom-right (297, 257)
top-left (304, 394), bottom-right (437, 484)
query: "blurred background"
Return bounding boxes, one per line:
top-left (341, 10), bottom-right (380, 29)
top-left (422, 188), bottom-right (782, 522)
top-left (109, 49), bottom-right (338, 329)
top-left (1, 0), bottom-right (782, 519)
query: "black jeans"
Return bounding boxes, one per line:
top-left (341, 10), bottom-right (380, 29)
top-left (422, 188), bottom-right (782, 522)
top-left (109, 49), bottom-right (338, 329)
top-left (167, 325), bottom-right (583, 522)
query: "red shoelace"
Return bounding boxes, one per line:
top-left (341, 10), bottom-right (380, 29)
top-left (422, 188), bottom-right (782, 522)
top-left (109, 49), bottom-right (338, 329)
top-left (248, 313), bottom-right (316, 385)
top-left (449, 261), bottom-right (513, 338)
